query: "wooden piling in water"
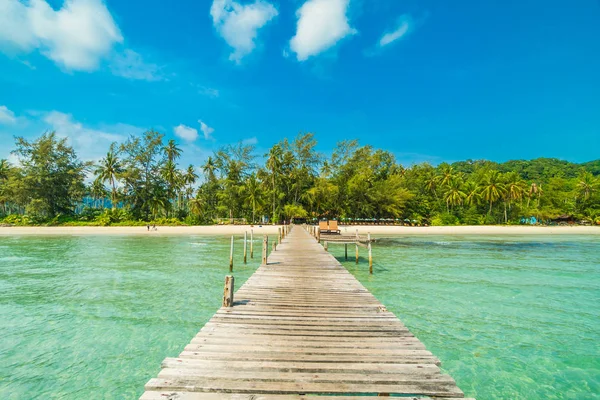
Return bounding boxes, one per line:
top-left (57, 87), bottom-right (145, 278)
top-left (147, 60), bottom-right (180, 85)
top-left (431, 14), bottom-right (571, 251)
top-left (243, 231), bottom-right (247, 264)
top-left (250, 229), bottom-right (254, 259)
top-left (229, 236), bottom-right (234, 272)
top-left (368, 233), bottom-right (373, 274)
top-left (345, 243), bottom-right (348, 260)
top-left (262, 235), bottom-right (268, 264)
top-left (355, 229), bottom-right (359, 264)
top-left (222, 275), bottom-right (234, 307)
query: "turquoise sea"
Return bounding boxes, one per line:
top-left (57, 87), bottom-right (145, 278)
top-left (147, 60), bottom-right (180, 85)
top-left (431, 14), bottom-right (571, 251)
top-left (1, 233), bottom-right (599, 399)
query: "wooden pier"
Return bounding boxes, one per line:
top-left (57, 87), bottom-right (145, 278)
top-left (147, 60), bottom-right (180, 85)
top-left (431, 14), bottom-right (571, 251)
top-left (140, 226), bottom-right (472, 399)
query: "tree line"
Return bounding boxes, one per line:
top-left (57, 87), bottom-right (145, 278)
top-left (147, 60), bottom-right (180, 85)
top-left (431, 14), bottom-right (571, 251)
top-left (0, 130), bottom-right (598, 226)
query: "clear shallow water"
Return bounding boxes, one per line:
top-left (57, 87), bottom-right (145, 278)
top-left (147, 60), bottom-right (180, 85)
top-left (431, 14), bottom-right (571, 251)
top-left (0, 234), bottom-right (268, 399)
top-left (1, 234), bottom-right (599, 399)
top-left (332, 235), bottom-right (600, 399)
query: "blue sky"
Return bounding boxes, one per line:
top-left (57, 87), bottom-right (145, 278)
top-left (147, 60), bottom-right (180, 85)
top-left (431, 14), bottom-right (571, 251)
top-left (1, 0), bottom-right (599, 169)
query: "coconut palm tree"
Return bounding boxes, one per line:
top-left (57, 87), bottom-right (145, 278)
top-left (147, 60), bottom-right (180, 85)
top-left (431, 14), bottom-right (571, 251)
top-left (438, 165), bottom-right (456, 187)
top-left (443, 177), bottom-right (466, 211)
top-left (424, 171), bottom-right (438, 199)
top-left (464, 181), bottom-right (481, 207)
top-left (0, 159), bottom-right (10, 215)
top-left (577, 171), bottom-right (598, 203)
top-left (266, 145), bottom-right (284, 222)
top-left (503, 172), bottom-right (527, 222)
top-left (90, 179), bottom-right (108, 209)
top-left (183, 165), bottom-right (198, 210)
top-left (164, 139), bottom-right (182, 163)
top-left (481, 170), bottom-right (506, 215)
top-left (95, 150), bottom-right (123, 209)
top-left (243, 173), bottom-right (262, 223)
top-left (148, 187), bottom-right (169, 220)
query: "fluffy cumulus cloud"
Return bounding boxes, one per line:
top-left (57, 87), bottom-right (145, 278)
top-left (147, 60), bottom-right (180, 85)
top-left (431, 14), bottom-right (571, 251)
top-left (210, 0), bottom-right (278, 63)
top-left (0, 0), bottom-right (123, 71)
top-left (289, 0), bottom-right (356, 61)
top-left (43, 111), bottom-right (130, 160)
top-left (174, 124), bottom-right (199, 142)
top-left (0, 106), bottom-right (17, 124)
top-left (379, 15), bottom-right (413, 47)
top-left (199, 120), bottom-right (215, 140)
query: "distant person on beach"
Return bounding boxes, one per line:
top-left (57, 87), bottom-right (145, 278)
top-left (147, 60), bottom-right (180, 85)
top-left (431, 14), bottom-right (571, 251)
top-left (152, 224), bottom-right (156, 231)
top-left (147, 225), bottom-right (150, 231)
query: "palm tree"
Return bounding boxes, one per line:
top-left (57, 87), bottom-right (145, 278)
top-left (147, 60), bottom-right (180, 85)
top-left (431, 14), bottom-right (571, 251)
top-left (161, 160), bottom-right (180, 216)
top-left (481, 170), bottom-right (506, 215)
top-left (0, 159), bottom-right (10, 215)
top-left (243, 173), bottom-right (262, 223)
top-left (189, 195), bottom-right (205, 217)
top-left (266, 145), bottom-right (283, 222)
top-left (203, 156), bottom-right (217, 181)
top-left (183, 165), bottom-right (198, 210)
top-left (424, 171), bottom-right (438, 199)
top-left (503, 172), bottom-right (527, 222)
top-left (148, 186), bottom-right (169, 220)
top-left (95, 150), bottom-right (123, 209)
top-left (443, 177), bottom-right (466, 211)
top-left (438, 165), bottom-right (456, 187)
top-left (90, 179), bottom-right (108, 209)
top-left (164, 139), bottom-right (182, 163)
top-left (577, 171), bottom-right (598, 203)
top-left (464, 181), bottom-right (481, 207)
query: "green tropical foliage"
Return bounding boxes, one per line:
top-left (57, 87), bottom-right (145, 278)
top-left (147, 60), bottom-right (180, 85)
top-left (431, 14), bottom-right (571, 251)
top-left (1, 131), bottom-right (599, 226)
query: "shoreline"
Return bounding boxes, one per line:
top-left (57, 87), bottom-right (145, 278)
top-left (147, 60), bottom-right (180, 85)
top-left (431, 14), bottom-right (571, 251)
top-left (0, 225), bottom-right (598, 236)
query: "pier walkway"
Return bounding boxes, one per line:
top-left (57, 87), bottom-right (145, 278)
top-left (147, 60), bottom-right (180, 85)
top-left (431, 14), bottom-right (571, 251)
top-left (140, 226), bottom-right (472, 399)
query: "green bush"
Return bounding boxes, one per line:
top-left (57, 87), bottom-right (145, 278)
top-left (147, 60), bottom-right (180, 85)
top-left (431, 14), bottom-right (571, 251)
top-left (430, 212), bottom-right (459, 226)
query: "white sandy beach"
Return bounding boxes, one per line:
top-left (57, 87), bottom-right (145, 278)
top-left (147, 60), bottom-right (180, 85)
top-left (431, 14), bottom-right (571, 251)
top-left (0, 225), bottom-right (597, 236)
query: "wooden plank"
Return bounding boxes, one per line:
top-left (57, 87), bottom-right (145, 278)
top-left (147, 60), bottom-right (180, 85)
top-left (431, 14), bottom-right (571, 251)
top-left (141, 393), bottom-right (474, 400)
top-left (145, 378), bottom-right (465, 396)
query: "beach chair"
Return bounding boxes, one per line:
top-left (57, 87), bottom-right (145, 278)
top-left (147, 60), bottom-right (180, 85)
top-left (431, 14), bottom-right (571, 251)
top-left (329, 220), bottom-right (341, 234)
top-left (319, 220), bottom-right (329, 233)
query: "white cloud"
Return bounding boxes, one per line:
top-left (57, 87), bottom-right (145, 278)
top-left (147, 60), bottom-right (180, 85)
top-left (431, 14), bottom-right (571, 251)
top-left (0, 0), bottom-right (123, 71)
top-left (110, 49), bottom-right (163, 81)
top-left (242, 136), bottom-right (258, 145)
top-left (199, 120), bottom-right (215, 140)
top-left (199, 86), bottom-right (220, 98)
top-left (379, 15), bottom-right (413, 47)
top-left (210, 0), bottom-right (278, 63)
top-left (289, 0), bottom-right (356, 61)
top-left (174, 124), bottom-right (199, 142)
top-left (43, 111), bottom-right (129, 161)
top-left (0, 106), bottom-right (17, 124)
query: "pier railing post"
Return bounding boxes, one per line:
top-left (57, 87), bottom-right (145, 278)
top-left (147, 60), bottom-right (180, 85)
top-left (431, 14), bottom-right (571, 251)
top-left (324, 241), bottom-right (328, 251)
top-left (355, 229), bottom-right (359, 264)
top-left (278, 227), bottom-right (282, 244)
top-left (262, 235), bottom-right (268, 264)
top-left (244, 231), bottom-right (247, 264)
top-left (317, 227), bottom-right (320, 243)
top-left (345, 243), bottom-right (348, 260)
top-left (222, 275), bottom-right (234, 307)
top-left (273, 241), bottom-right (276, 252)
top-left (229, 235), bottom-right (234, 272)
top-left (250, 229), bottom-right (254, 259)
top-left (368, 233), bottom-right (373, 274)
